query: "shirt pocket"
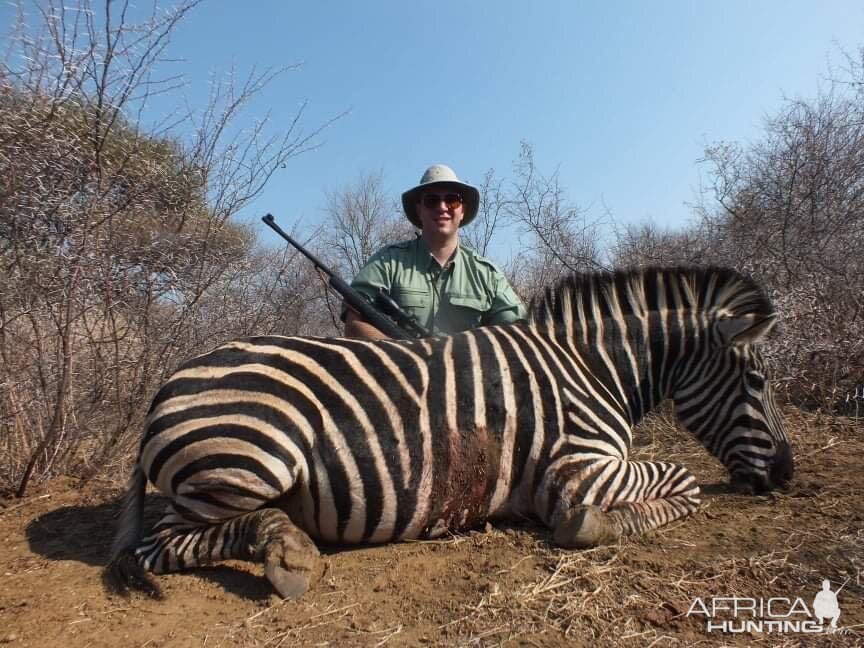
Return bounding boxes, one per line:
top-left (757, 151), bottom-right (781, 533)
top-left (449, 293), bottom-right (491, 327)
top-left (449, 294), bottom-right (491, 311)
top-left (392, 287), bottom-right (430, 313)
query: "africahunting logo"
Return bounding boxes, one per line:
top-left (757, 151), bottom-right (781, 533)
top-left (686, 577), bottom-right (851, 635)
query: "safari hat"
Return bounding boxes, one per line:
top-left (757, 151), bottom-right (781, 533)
top-left (401, 164), bottom-right (480, 229)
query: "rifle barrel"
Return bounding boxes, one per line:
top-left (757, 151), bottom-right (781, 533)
top-left (262, 214), bottom-right (413, 340)
top-left (262, 213), bottom-right (330, 271)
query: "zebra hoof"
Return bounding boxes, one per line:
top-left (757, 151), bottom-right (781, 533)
top-left (265, 560), bottom-right (312, 599)
top-left (263, 539), bottom-right (324, 599)
top-left (553, 505), bottom-right (619, 549)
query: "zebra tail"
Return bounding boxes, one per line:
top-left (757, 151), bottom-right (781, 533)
top-left (103, 463), bottom-right (161, 598)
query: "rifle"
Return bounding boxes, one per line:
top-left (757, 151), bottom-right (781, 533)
top-left (262, 214), bottom-right (430, 340)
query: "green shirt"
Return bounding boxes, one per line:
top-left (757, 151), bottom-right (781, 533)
top-left (349, 237), bottom-right (526, 335)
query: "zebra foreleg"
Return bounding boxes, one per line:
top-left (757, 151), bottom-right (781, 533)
top-left (549, 459), bottom-right (702, 548)
top-left (130, 507), bottom-right (323, 599)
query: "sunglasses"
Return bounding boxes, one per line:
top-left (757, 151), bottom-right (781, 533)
top-left (421, 192), bottom-right (463, 210)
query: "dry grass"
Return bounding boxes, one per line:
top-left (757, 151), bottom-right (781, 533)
top-left (2, 407), bottom-right (861, 647)
top-left (165, 407), bottom-right (863, 647)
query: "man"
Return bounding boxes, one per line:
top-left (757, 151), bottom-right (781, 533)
top-left (813, 579), bottom-right (841, 628)
top-left (344, 164), bottom-right (525, 339)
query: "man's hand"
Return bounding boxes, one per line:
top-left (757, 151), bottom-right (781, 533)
top-left (344, 309), bottom-right (389, 340)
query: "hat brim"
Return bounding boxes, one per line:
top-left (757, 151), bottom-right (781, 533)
top-left (401, 180), bottom-right (480, 229)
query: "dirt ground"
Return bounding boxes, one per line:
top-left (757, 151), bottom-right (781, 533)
top-left (1, 409), bottom-right (862, 647)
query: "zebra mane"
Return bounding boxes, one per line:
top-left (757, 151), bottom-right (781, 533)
top-left (528, 266), bottom-right (774, 331)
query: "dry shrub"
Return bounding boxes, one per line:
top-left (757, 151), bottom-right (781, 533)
top-left (610, 50), bottom-right (864, 414)
top-left (0, 1), bottom-right (335, 495)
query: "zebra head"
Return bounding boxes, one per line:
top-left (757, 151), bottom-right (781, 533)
top-left (673, 312), bottom-right (793, 494)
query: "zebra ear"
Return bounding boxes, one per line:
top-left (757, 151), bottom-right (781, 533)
top-left (716, 313), bottom-right (778, 346)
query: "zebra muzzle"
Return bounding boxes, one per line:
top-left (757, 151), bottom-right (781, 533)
top-left (769, 441), bottom-right (794, 486)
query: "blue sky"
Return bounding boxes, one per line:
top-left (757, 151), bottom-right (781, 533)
top-left (4, 1), bottom-right (863, 255)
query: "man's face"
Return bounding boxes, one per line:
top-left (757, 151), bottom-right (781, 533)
top-left (416, 185), bottom-right (464, 239)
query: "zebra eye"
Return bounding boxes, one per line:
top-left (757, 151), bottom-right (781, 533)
top-left (745, 372), bottom-right (765, 391)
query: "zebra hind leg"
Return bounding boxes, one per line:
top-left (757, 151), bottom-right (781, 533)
top-left (112, 507), bottom-right (323, 599)
top-left (252, 509), bottom-right (325, 599)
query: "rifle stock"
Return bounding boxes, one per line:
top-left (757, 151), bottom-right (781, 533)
top-left (262, 214), bottom-right (428, 340)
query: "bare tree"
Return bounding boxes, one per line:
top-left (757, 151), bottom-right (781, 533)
top-left (503, 142), bottom-right (604, 301)
top-left (0, 0), bottom-right (334, 494)
top-left (461, 168), bottom-right (507, 257)
top-left (319, 171), bottom-right (414, 279)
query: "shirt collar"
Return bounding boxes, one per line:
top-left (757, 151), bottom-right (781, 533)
top-left (417, 236), bottom-right (460, 272)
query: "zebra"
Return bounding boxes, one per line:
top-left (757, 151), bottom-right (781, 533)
top-left (105, 266), bottom-right (793, 599)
